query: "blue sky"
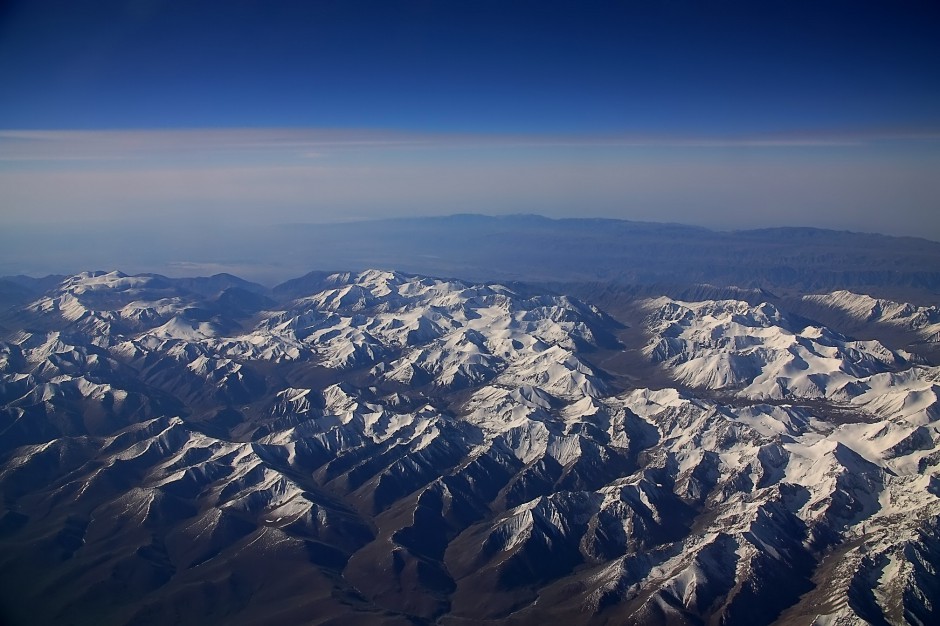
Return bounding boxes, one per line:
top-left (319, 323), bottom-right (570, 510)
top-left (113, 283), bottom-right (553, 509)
top-left (1, 0), bottom-right (939, 242)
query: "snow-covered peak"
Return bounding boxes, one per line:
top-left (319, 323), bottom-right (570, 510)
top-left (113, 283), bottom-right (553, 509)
top-left (644, 296), bottom-right (916, 400)
top-left (803, 289), bottom-right (940, 342)
top-left (3, 270), bottom-right (939, 625)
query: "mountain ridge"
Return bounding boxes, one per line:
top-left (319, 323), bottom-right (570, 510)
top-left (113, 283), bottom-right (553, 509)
top-left (5, 215), bottom-right (940, 297)
top-left (1, 268), bottom-right (938, 624)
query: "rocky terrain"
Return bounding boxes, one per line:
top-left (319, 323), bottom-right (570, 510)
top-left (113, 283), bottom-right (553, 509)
top-left (1, 269), bottom-right (938, 625)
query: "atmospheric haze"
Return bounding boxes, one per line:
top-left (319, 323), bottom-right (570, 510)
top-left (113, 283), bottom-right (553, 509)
top-left (2, 0), bottom-right (940, 279)
top-left (3, 3), bottom-right (940, 624)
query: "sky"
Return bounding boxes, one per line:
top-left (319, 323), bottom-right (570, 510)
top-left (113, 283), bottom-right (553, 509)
top-left (1, 0), bottom-right (939, 265)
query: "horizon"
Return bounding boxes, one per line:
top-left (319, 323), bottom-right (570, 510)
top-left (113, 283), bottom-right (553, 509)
top-left (3, 212), bottom-right (940, 293)
top-left (2, 1), bottom-right (939, 267)
top-left (4, 4), bottom-right (940, 618)
top-left (3, 126), bottom-right (939, 242)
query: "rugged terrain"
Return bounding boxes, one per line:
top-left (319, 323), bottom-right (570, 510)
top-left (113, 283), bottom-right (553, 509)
top-left (1, 269), bottom-right (938, 625)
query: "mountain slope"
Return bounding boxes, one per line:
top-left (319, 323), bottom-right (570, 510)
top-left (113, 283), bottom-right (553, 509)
top-left (0, 270), bottom-right (938, 625)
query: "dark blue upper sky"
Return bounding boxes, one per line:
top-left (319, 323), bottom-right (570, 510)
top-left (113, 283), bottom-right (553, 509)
top-left (2, 0), bottom-right (938, 134)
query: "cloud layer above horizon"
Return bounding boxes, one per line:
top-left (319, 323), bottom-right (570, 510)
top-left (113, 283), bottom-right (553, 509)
top-left (2, 127), bottom-right (939, 240)
top-left (2, 0), bottom-right (939, 259)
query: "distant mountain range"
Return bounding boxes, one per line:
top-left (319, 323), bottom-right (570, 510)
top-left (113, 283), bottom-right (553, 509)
top-left (263, 215), bottom-right (940, 300)
top-left (3, 215), bottom-right (940, 303)
top-left (1, 268), bottom-right (938, 625)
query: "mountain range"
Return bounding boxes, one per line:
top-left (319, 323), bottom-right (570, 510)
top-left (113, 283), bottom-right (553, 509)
top-left (5, 216), bottom-right (940, 303)
top-left (1, 267), bottom-right (938, 625)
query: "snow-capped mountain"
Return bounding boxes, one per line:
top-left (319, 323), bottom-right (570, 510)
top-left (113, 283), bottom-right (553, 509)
top-left (0, 270), bottom-right (937, 625)
top-left (800, 291), bottom-right (940, 343)
top-left (642, 297), bottom-right (919, 399)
